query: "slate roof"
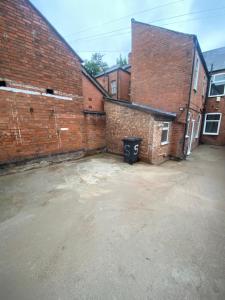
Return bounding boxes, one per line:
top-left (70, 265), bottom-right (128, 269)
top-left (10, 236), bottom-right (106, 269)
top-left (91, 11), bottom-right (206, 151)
top-left (95, 64), bottom-right (131, 78)
top-left (105, 97), bottom-right (176, 119)
top-left (203, 47), bottom-right (225, 72)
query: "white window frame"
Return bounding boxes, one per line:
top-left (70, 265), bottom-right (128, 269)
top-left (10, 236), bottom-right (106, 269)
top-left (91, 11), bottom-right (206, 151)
top-left (111, 80), bottom-right (117, 95)
top-left (193, 56), bottom-right (199, 91)
top-left (185, 112), bottom-right (191, 138)
top-left (195, 114), bottom-right (201, 138)
top-left (208, 72), bottom-right (225, 97)
top-left (203, 113), bottom-right (222, 136)
top-left (161, 122), bottom-right (170, 145)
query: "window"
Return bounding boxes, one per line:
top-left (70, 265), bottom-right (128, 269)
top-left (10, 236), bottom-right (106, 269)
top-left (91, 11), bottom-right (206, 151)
top-left (195, 114), bottom-right (201, 138)
top-left (111, 80), bottom-right (117, 95)
top-left (161, 122), bottom-right (170, 145)
top-left (193, 57), bottom-right (199, 91)
top-left (186, 112), bottom-right (191, 137)
top-left (203, 113), bottom-right (222, 135)
top-left (209, 73), bottom-right (225, 97)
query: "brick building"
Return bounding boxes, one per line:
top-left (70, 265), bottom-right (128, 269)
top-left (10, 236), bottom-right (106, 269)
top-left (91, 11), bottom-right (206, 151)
top-left (96, 65), bottom-right (131, 101)
top-left (0, 0), bottom-right (107, 165)
top-left (130, 19), bottom-right (208, 159)
top-left (202, 47), bottom-right (225, 145)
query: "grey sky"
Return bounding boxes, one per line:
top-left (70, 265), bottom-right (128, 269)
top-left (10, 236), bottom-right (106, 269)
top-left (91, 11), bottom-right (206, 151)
top-left (30, 0), bottom-right (225, 65)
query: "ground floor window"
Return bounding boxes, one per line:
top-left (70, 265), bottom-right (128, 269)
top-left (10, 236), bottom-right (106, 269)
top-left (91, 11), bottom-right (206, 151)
top-left (161, 122), bottom-right (170, 145)
top-left (203, 113), bottom-right (222, 135)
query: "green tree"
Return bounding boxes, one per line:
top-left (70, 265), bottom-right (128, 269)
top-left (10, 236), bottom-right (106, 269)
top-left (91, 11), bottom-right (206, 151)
top-left (84, 53), bottom-right (108, 76)
top-left (116, 54), bottom-right (127, 67)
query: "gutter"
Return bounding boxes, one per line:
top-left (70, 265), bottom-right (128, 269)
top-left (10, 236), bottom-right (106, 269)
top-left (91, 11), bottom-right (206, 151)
top-left (182, 36), bottom-right (197, 159)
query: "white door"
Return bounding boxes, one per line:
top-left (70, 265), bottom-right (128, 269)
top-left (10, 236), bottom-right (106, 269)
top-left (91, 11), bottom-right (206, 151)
top-left (187, 120), bottom-right (195, 155)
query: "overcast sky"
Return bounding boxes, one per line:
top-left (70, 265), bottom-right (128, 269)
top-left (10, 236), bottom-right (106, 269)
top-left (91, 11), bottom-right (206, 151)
top-left (30, 0), bottom-right (225, 65)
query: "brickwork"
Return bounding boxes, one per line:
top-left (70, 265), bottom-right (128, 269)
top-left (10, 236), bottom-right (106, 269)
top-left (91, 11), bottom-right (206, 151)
top-left (96, 69), bottom-right (130, 101)
top-left (0, 0), bottom-right (106, 164)
top-left (201, 97), bottom-right (225, 145)
top-left (131, 20), bottom-right (208, 158)
top-left (105, 101), bottom-right (172, 164)
top-left (82, 74), bottom-right (104, 112)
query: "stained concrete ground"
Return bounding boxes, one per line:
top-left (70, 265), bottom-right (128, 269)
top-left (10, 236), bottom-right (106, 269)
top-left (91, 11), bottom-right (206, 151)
top-left (0, 145), bottom-right (225, 300)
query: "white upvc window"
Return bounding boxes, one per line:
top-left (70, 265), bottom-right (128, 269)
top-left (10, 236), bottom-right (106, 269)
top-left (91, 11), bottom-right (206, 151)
top-left (111, 80), bottom-right (117, 95)
top-left (161, 122), bottom-right (170, 145)
top-left (193, 56), bottom-right (200, 91)
top-left (185, 112), bottom-right (191, 137)
top-left (209, 73), bottom-right (225, 97)
top-left (195, 114), bottom-right (201, 138)
top-left (203, 113), bottom-right (222, 135)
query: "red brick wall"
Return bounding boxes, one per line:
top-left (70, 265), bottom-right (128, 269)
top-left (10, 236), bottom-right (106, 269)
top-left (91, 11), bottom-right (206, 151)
top-left (130, 20), bottom-right (208, 158)
top-left (201, 97), bottom-right (225, 145)
top-left (118, 70), bottom-right (130, 100)
top-left (105, 101), bottom-right (172, 164)
top-left (131, 21), bottom-right (194, 112)
top-left (82, 74), bottom-right (104, 112)
top-left (0, 0), bottom-right (82, 96)
top-left (0, 0), bottom-right (106, 164)
top-left (85, 114), bottom-right (106, 151)
top-left (0, 90), bottom-right (86, 163)
top-left (96, 70), bottom-right (130, 101)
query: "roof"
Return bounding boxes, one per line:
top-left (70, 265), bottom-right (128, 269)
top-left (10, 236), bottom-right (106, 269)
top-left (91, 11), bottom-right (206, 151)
top-left (203, 47), bottom-right (225, 72)
top-left (82, 67), bottom-right (109, 97)
top-left (105, 97), bottom-right (176, 119)
top-left (27, 0), bottom-right (83, 63)
top-left (95, 64), bottom-right (131, 78)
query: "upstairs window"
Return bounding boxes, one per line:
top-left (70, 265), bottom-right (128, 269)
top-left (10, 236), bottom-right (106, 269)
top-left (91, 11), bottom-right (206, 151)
top-left (203, 113), bottom-right (222, 135)
top-left (193, 57), bottom-right (199, 91)
top-left (209, 73), bottom-right (225, 97)
top-left (111, 80), bottom-right (117, 95)
top-left (161, 122), bottom-right (170, 145)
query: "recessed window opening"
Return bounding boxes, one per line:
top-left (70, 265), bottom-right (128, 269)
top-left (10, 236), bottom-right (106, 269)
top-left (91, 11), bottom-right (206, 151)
top-left (161, 122), bottom-right (170, 145)
top-left (111, 80), bottom-right (117, 95)
top-left (46, 88), bottom-right (54, 95)
top-left (0, 80), bottom-right (7, 87)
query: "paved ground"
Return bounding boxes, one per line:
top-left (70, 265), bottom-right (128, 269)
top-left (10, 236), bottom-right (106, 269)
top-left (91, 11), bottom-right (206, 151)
top-left (0, 145), bottom-right (225, 300)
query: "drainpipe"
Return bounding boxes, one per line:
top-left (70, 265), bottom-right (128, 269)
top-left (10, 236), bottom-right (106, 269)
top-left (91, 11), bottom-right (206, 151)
top-left (182, 36), bottom-right (197, 159)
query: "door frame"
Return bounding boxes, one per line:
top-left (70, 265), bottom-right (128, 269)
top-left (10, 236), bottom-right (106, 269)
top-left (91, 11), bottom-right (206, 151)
top-left (187, 119), bottom-right (195, 155)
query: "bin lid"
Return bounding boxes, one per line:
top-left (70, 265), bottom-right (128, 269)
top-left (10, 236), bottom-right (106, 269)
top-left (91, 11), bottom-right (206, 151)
top-left (122, 137), bottom-right (142, 142)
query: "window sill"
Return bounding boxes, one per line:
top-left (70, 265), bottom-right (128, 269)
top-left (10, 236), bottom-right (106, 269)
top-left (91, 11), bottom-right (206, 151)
top-left (203, 133), bottom-right (219, 136)
top-left (208, 94), bottom-right (225, 98)
top-left (161, 141), bottom-right (169, 146)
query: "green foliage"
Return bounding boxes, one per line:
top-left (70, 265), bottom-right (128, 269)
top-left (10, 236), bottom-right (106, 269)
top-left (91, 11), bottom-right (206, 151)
top-left (84, 53), bottom-right (108, 76)
top-left (116, 54), bottom-right (128, 66)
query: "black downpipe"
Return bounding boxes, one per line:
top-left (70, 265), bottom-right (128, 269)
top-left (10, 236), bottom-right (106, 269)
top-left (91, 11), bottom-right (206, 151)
top-left (182, 37), bottom-right (197, 159)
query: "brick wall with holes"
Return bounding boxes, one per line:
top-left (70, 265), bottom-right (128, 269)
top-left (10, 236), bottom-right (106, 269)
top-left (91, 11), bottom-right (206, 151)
top-left (105, 101), bottom-right (172, 164)
top-left (130, 20), bottom-right (208, 158)
top-left (82, 74), bottom-right (104, 112)
top-left (0, 0), bottom-right (106, 164)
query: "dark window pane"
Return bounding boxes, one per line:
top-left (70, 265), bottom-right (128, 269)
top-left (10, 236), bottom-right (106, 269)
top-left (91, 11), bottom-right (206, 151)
top-left (205, 121), bottom-right (219, 133)
top-left (210, 83), bottom-right (224, 96)
top-left (206, 114), bottom-right (220, 120)
top-left (161, 129), bottom-right (168, 143)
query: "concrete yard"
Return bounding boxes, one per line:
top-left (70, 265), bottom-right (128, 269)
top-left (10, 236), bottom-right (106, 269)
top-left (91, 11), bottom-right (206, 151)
top-left (0, 145), bottom-right (225, 300)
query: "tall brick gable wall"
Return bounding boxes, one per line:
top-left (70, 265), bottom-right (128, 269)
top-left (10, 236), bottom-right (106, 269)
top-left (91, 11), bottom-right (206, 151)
top-left (130, 20), bottom-right (208, 158)
top-left (0, 0), bottom-right (106, 165)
